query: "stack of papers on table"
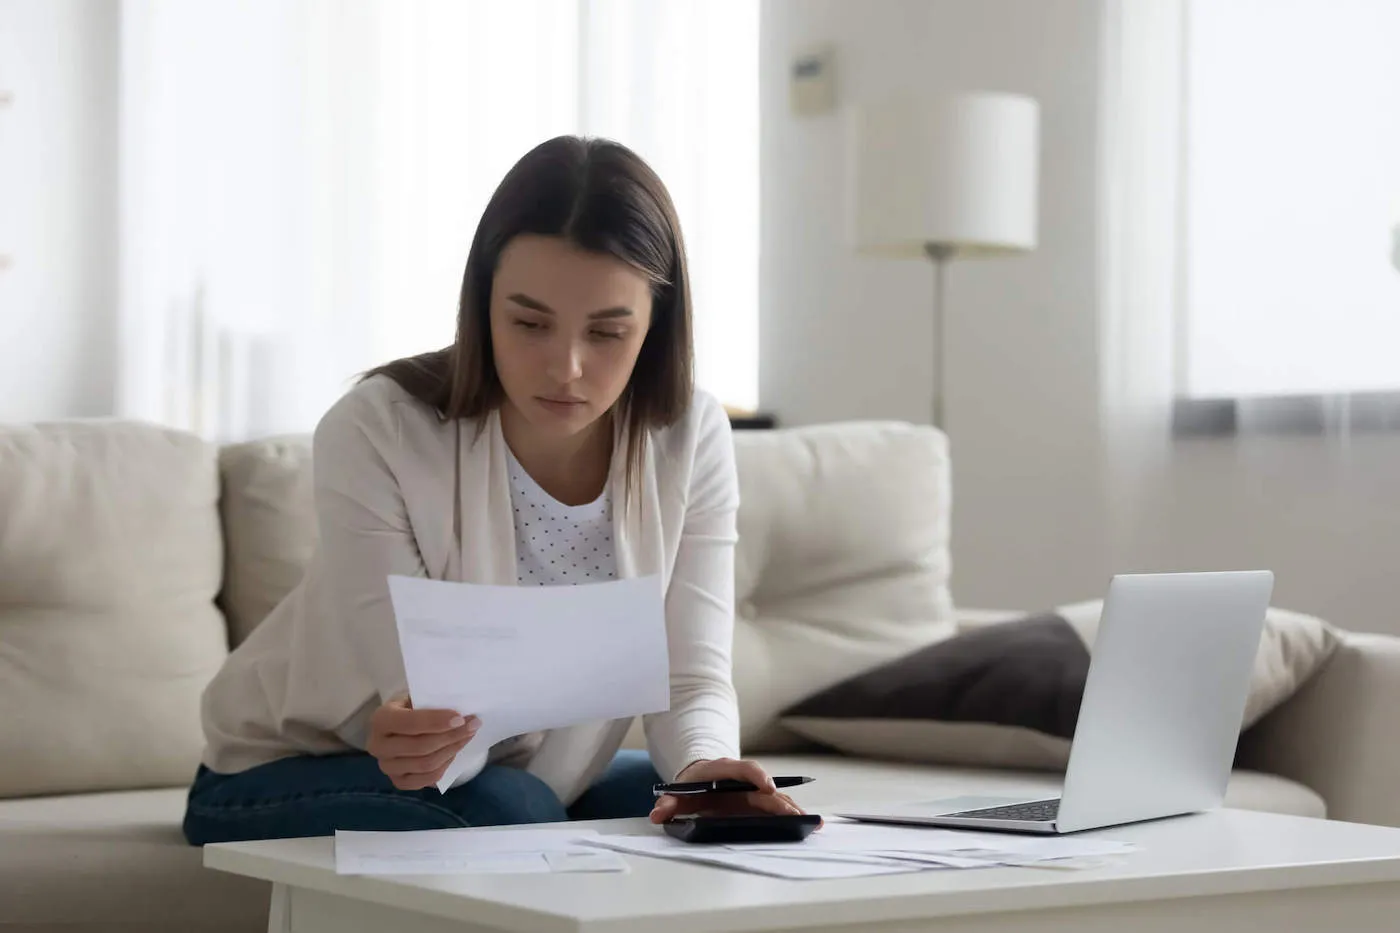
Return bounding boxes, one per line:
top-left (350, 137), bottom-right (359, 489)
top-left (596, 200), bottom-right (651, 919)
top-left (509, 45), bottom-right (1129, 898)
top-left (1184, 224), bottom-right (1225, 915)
top-left (335, 827), bottom-right (627, 876)
top-left (579, 822), bottom-right (1137, 880)
top-left (334, 823), bottom-right (1135, 880)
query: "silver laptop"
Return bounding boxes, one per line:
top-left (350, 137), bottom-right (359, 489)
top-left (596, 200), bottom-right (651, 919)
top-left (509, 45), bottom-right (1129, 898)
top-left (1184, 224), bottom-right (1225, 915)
top-left (836, 570), bottom-right (1274, 834)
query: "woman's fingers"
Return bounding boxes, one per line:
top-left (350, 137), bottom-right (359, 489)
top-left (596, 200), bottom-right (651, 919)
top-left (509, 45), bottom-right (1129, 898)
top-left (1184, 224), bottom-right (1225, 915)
top-left (649, 760), bottom-right (808, 823)
top-left (390, 736), bottom-right (472, 779)
top-left (368, 697), bottom-right (481, 790)
top-left (374, 696), bottom-right (469, 735)
top-left (384, 737), bottom-right (473, 790)
top-left (385, 701), bottom-right (472, 736)
top-left (725, 758), bottom-right (777, 792)
top-left (379, 720), bottom-right (478, 759)
top-left (742, 791), bottom-right (803, 815)
top-left (650, 795), bottom-right (678, 823)
top-left (652, 789), bottom-right (804, 822)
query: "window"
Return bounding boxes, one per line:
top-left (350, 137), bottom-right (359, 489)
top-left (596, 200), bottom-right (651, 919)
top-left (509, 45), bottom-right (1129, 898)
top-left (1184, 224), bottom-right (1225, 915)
top-left (1182, 0), bottom-right (1400, 401)
top-left (117, 0), bottom-right (759, 440)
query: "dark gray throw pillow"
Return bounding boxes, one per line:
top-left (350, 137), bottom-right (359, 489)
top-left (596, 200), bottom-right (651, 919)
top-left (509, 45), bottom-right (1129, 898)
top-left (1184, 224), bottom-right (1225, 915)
top-left (778, 601), bottom-right (1340, 772)
top-left (778, 613), bottom-right (1091, 771)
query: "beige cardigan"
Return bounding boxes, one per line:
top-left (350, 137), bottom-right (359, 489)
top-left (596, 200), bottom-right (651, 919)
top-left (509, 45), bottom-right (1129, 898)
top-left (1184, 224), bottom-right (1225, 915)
top-left (199, 376), bottom-right (743, 804)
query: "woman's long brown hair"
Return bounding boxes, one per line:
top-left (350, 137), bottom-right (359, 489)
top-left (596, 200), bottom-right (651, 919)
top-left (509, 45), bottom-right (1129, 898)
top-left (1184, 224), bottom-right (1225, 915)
top-left (363, 136), bottom-right (694, 502)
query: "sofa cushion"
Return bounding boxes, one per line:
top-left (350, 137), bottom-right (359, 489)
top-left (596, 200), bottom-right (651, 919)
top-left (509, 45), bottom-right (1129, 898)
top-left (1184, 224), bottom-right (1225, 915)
top-left (0, 422), bottom-right (229, 798)
top-left (0, 787), bottom-right (267, 932)
top-left (751, 752), bottom-right (1327, 821)
top-left (218, 437), bottom-right (317, 647)
top-left (780, 601), bottom-right (1340, 771)
top-left (1056, 599), bottom-right (1341, 726)
top-left (782, 613), bottom-right (1085, 770)
top-left (731, 423), bottom-right (957, 752)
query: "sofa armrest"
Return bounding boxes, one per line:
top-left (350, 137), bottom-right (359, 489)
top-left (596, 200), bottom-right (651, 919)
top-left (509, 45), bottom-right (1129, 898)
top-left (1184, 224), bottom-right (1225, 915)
top-left (1237, 632), bottom-right (1400, 828)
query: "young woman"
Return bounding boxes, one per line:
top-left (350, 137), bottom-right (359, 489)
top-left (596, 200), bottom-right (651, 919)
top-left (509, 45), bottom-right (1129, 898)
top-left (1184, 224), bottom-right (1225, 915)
top-left (182, 136), bottom-right (804, 844)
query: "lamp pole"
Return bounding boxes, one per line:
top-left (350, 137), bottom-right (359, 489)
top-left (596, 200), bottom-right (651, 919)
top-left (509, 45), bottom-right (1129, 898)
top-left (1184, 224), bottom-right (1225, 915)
top-left (924, 242), bottom-right (955, 429)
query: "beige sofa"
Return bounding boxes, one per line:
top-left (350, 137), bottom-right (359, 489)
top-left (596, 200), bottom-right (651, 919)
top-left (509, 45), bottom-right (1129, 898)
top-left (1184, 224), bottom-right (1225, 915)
top-left (2, 417), bottom-right (1398, 933)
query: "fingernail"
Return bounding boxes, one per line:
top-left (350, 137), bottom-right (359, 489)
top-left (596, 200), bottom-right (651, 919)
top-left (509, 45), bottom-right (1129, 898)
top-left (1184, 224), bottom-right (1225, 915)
top-left (449, 716), bottom-right (466, 728)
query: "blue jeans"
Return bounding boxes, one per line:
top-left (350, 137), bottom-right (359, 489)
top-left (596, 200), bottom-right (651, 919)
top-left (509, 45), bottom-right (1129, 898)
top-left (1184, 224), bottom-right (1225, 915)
top-left (182, 749), bottom-right (661, 845)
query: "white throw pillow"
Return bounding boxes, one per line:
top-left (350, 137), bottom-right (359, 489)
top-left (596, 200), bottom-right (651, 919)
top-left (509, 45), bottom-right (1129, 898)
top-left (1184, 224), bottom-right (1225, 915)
top-left (0, 422), bottom-right (228, 797)
top-left (730, 422), bottom-right (958, 752)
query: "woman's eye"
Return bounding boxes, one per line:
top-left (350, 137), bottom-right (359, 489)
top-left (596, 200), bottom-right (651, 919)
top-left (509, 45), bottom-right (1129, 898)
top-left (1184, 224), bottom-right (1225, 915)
top-left (515, 319), bottom-right (543, 331)
top-left (592, 330), bottom-right (625, 341)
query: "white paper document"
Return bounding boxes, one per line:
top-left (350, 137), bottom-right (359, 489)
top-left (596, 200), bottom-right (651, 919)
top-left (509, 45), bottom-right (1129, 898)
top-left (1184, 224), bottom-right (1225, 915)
top-left (334, 827), bottom-right (627, 876)
top-left (387, 574), bottom-right (670, 790)
top-left (726, 822), bottom-right (1137, 860)
top-left (580, 835), bottom-right (924, 880)
top-left (579, 823), bottom-right (1136, 880)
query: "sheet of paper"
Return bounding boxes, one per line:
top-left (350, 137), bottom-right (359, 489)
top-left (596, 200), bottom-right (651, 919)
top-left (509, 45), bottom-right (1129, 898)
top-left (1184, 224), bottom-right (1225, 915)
top-left (726, 822), bottom-right (1135, 860)
top-left (574, 822), bottom-right (1139, 881)
top-left (335, 827), bottom-right (603, 875)
top-left (940, 838), bottom-right (1137, 860)
top-left (844, 851), bottom-right (999, 869)
top-left (387, 574), bottom-right (670, 790)
top-left (544, 850), bottom-right (629, 873)
top-left (752, 849), bottom-right (951, 868)
top-left (579, 835), bottom-right (924, 880)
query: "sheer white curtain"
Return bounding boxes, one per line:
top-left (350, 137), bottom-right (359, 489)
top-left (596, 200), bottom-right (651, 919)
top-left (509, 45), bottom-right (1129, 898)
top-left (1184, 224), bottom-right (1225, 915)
top-left (117, 0), bottom-right (757, 443)
top-left (119, 0), bottom-right (338, 439)
top-left (1096, 0), bottom-right (1184, 550)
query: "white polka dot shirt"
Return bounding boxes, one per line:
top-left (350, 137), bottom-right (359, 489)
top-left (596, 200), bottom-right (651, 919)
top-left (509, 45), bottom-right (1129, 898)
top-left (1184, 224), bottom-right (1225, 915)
top-left (507, 447), bottom-right (618, 587)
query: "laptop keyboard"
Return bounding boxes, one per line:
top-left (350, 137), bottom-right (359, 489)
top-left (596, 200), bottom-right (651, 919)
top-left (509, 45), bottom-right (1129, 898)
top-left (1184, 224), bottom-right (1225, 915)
top-left (946, 798), bottom-right (1061, 822)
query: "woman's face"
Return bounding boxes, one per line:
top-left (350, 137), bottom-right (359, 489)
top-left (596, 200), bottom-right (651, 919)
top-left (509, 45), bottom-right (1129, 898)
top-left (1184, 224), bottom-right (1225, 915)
top-left (490, 235), bottom-right (654, 440)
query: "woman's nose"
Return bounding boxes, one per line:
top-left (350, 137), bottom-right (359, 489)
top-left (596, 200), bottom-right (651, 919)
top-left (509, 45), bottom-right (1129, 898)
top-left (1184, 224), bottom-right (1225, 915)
top-left (545, 338), bottom-right (584, 383)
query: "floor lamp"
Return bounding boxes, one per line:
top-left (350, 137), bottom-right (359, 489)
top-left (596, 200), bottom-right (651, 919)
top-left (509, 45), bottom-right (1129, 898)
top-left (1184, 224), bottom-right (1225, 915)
top-left (850, 92), bottom-right (1040, 429)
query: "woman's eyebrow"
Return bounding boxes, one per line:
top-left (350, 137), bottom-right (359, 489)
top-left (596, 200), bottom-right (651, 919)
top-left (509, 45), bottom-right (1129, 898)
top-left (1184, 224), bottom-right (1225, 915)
top-left (507, 292), bottom-right (633, 320)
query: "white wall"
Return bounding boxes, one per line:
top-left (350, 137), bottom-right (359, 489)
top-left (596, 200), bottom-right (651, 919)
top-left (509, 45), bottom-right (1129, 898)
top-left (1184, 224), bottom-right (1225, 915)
top-left (761, 0), bottom-right (1112, 613)
top-left (1126, 434), bottom-right (1400, 636)
top-left (760, 0), bottom-right (1400, 636)
top-left (0, 0), bottom-right (118, 422)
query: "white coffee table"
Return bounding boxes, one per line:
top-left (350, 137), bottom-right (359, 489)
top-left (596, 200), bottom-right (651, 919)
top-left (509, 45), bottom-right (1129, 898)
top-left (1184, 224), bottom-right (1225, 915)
top-left (205, 809), bottom-right (1400, 933)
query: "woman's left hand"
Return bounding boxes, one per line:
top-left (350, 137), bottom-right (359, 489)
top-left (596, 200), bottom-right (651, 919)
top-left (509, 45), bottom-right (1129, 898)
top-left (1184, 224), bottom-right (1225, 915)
top-left (649, 758), bottom-right (812, 824)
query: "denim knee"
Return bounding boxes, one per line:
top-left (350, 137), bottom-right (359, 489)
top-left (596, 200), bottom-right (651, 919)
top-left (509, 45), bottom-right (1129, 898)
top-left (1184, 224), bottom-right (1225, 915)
top-left (567, 750), bottom-right (663, 821)
top-left (181, 756), bottom-right (469, 845)
top-left (439, 765), bottom-right (569, 826)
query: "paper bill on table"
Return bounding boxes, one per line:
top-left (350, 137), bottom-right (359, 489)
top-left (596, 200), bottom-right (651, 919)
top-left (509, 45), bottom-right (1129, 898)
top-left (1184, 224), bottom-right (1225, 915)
top-left (579, 835), bottom-right (924, 880)
top-left (387, 574), bottom-right (671, 791)
top-left (725, 821), bottom-right (1136, 860)
top-left (832, 851), bottom-right (999, 869)
top-left (335, 827), bottom-right (609, 875)
top-left (543, 850), bottom-right (630, 873)
top-left (748, 849), bottom-right (959, 868)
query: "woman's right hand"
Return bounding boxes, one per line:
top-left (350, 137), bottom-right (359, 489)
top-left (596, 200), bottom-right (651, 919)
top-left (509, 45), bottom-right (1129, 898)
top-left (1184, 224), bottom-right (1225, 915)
top-left (367, 695), bottom-right (480, 791)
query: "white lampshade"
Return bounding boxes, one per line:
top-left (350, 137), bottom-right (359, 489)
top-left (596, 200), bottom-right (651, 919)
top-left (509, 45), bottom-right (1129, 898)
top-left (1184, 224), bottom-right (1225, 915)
top-left (850, 91), bottom-right (1040, 259)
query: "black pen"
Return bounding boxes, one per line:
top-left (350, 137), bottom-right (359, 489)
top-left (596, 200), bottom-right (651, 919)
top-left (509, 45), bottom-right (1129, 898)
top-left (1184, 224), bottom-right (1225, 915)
top-left (652, 776), bottom-right (816, 797)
